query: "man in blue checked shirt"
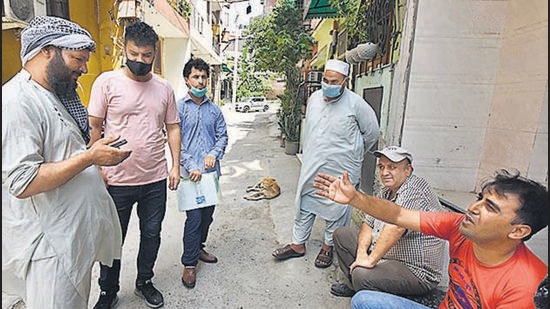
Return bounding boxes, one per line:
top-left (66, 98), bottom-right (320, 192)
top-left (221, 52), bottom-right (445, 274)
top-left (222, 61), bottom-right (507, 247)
top-left (177, 57), bottom-right (228, 289)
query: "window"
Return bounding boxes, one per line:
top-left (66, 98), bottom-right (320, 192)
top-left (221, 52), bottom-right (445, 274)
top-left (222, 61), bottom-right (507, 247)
top-left (48, 0), bottom-right (70, 19)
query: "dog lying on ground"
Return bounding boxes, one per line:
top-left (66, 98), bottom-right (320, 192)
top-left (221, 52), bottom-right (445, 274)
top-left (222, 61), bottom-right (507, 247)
top-left (243, 177), bottom-right (281, 200)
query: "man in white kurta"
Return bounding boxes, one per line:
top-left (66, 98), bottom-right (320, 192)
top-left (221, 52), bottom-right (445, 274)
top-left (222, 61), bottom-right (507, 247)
top-left (2, 16), bottom-right (130, 309)
top-left (273, 60), bottom-right (379, 268)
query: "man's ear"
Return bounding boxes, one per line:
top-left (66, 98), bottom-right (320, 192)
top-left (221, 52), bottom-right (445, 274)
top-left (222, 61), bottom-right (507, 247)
top-left (41, 46), bottom-right (55, 58)
top-left (508, 224), bottom-right (532, 240)
top-left (405, 163), bottom-right (414, 176)
top-left (344, 76), bottom-right (350, 85)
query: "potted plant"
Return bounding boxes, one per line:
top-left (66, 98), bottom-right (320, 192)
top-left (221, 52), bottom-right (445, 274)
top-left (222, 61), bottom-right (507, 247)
top-left (243, 0), bottom-right (313, 154)
top-left (277, 89), bottom-right (302, 155)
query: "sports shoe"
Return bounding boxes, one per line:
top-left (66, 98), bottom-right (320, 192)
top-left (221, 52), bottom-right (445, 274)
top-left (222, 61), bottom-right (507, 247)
top-left (134, 280), bottom-right (164, 308)
top-left (93, 290), bottom-right (118, 309)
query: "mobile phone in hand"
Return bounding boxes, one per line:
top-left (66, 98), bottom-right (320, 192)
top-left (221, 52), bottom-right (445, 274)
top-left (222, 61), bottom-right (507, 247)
top-left (109, 139), bottom-right (128, 148)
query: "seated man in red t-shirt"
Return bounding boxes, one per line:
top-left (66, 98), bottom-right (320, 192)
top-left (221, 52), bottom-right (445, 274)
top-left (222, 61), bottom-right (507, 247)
top-left (314, 169), bottom-right (548, 309)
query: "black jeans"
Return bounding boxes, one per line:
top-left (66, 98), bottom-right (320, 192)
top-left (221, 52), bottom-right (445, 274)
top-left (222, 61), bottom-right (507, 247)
top-left (98, 179), bottom-right (167, 293)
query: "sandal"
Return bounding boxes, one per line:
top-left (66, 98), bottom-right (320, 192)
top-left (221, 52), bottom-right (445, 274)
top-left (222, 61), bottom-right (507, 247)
top-left (272, 244), bottom-right (305, 260)
top-left (314, 247), bottom-right (333, 268)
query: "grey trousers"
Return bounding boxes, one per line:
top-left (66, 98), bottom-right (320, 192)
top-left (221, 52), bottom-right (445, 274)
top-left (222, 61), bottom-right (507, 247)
top-left (292, 206), bottom-right (352, 247)
top-left (333, 226), bottom-right (436, 296)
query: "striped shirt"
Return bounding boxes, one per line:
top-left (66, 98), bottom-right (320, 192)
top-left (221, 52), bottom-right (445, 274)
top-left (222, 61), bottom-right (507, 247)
top-left (365, 174), bottom-right (446, 285)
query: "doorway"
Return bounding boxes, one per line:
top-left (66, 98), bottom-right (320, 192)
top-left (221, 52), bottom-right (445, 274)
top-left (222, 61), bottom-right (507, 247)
top-left (361, 86), bottom-right (383, 195)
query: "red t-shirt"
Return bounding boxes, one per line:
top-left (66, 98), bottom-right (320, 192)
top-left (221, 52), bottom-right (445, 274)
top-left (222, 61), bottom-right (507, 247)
top-left (421, 212), bottom-right (547, 309)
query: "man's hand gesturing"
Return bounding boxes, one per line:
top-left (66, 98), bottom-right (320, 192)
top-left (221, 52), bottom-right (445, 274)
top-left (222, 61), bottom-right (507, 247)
top-left (313, 171), bottom-right (357, 205)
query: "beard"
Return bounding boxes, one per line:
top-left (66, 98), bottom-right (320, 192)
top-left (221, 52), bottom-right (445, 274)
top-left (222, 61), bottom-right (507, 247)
top-left (46, 49), bottom-right (78, 97)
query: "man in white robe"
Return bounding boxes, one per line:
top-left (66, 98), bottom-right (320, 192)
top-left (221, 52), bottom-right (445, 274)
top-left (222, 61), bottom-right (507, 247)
top-left (273, 59), bottom-right (379, 268)
top-left (2, 16), bottom-right (131, 309)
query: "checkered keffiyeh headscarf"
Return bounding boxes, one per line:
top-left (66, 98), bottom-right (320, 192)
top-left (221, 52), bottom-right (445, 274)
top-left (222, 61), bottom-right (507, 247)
top-left (20, 15), bottom-right (96, 65)
top-left (20, 16), bottom-right (96, 144)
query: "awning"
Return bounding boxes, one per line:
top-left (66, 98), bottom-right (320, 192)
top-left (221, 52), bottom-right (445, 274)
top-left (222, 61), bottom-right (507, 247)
top-left (191, 36), bottom-right (223, 66)
top-left (222, 63), bottom-right (232, 73)
top-left (304, 0), bottom-right (340, 20)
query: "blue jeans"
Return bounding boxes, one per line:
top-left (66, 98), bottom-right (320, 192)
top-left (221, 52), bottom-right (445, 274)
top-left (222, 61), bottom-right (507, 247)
top-left (98, 179), bottom-right (167, 292)
top-left (351, 291), bottom-right (432, 309)
top-left (181, 205), bottom-right (215, 266)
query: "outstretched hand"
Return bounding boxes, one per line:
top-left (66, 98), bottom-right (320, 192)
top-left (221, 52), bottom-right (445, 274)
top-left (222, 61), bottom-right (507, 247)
top-left (313, 171), bottom-right (357, 205)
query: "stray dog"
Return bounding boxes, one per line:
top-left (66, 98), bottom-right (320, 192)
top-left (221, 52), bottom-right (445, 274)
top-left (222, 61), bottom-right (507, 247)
top-left (244, 177), bottom-right (281, 200)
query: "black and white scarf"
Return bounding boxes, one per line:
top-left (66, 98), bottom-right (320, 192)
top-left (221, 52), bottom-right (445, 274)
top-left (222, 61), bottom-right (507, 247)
top-left (59, 90), bottom-right (90, 144)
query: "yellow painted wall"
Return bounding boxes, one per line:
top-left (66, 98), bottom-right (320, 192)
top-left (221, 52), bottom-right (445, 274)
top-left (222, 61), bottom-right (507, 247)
top-left (310, 18), bottom-right (343, 68)
top-left (1, 29), bottom-right (22, 84)
top-left (70, 0), bottom-right (123, 106)
top-left (69, 1), bottom-right (101, 105)
top-left (1, 0), bottom-right (123, 105)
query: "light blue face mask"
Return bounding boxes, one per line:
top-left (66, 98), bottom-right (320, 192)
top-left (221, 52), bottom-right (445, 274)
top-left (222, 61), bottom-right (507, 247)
top-left (190, 86), bottom-right (208, 98)
top-left (321, 81), bottom-right (344, 99)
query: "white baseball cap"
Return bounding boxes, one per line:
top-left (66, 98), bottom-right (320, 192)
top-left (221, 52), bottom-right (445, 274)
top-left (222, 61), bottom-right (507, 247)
top-left (374, 146), bottom-right (413, 163)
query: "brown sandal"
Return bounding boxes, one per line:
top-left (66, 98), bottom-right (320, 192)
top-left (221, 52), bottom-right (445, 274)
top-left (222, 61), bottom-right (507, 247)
top-left (314, 248), bottom-right (333, 268)
top-left (272, 244), bottom-right (305, 260)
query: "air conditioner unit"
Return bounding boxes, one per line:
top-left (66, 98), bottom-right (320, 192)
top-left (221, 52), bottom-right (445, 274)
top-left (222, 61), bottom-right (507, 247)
top-left (3, 0), bottom-right (46, 23)
top-left (306, 71), bottom-right (323, 84)
top-left (117, 0), bottom-right (141, 19)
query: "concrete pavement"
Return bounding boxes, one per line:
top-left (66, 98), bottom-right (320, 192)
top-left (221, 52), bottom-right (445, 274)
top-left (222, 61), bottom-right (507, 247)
top-left (84, 106), bottom-right (352, 308)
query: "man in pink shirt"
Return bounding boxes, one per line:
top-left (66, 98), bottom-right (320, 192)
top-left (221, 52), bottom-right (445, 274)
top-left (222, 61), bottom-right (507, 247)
top-left (88, 21), bottom-right (181, 309)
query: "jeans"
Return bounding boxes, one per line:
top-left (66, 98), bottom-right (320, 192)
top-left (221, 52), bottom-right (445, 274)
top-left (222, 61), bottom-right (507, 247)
top-left (351, 290), bottom-right (431, 309)
top-left (181, 205), bottom-right (215, 266)
top-left (98, 179), bottom-right (167, 293)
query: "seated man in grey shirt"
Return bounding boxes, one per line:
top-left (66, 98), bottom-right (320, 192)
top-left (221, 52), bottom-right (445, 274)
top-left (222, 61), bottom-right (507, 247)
top-left (330, 146), bottom-right (446, 298)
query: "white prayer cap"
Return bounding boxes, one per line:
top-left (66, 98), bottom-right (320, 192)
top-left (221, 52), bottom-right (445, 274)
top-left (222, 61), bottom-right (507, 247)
top-left (324, 59), bottom-right (350, 77)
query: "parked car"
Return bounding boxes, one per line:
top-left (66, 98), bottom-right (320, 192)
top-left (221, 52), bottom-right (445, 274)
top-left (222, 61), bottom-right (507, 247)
top-left (235, 96), bottom-right (270, 113)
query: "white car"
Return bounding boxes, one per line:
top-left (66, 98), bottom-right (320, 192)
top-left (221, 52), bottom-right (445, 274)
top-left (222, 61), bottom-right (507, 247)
top-left (235, 97), bottom-right (270, 113)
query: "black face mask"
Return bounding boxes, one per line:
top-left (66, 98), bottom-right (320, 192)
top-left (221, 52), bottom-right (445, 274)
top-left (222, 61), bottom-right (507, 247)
top-left (126, 59), bottom-right (152, 76)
